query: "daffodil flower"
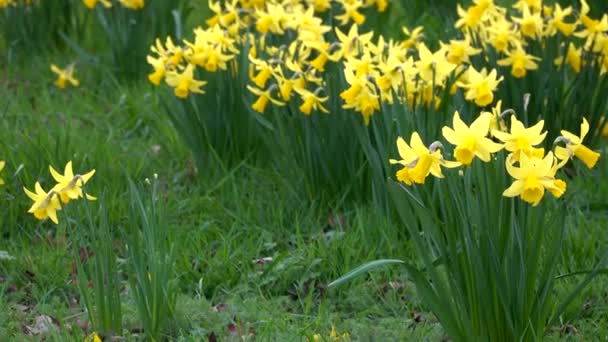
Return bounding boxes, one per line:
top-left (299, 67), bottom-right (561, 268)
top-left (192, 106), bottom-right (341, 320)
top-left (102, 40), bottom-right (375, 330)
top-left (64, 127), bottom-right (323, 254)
top-left (295, 87), bottom-right (330, 115)
top-left (247, 85), bottom-right (285, 114)
top-left (24, 183), bottom-right (62, 224)
top-left (82, 0), bottom-right (112, 9)
top-left (165, 64), bottom-right (206, 99)
top-left (497, 44), bottom-right (540, 78)
top-left (458, 67), bottom-right (503, 107)
top-left (0, 160), bottom-right (5, 185)
top-left (503, 152), bottom-right (566, 206)
top-left (492, 118), bottom-right (546, 161)
top-left (554, 118), bottom-right (601, 169)
top-left (50, 161), bottom-right (96, 204)
top-left (390, 133), bottom-right (460, 186)
top-left (442, 111), bottom-right (504, 165)
top-left (118, 0), bottom-right (144, 10)
top-left (50, 64), bottom-right (79, 89)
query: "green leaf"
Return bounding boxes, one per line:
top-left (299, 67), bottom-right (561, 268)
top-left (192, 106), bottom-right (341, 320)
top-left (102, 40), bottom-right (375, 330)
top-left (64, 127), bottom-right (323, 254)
top-left (328, 259), bottom-right (405, 288)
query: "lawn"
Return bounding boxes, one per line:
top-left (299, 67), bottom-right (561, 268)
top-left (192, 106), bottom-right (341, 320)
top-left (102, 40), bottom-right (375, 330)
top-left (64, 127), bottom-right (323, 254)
top-left (1, 0), bottom-right (608, 341)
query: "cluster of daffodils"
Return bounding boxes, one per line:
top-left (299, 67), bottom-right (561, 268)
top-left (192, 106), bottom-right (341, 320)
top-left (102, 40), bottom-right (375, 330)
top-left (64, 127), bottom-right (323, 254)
top-left (391, 103), bottom-right (601, 206)
top-left (456, 0), bottom-right (608, 76)
top-left (50, 63), bottom-right (79, 89)
top-left (23, 161), bottom-right (95, 224)
top-left (148, 0), bottom-right (510, 126)
top-left (146, 25), bottom-right (238, 98)
top-left (82, 0), bottom-right (144, 10)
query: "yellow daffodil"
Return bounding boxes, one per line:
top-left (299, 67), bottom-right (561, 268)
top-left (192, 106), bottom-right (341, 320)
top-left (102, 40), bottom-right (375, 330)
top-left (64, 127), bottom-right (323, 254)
top-left (0, 160), bottom-right (4, 185)
top-left (458, 67), bottom-right (503, 107)
top-left (165, 64), bottom-right (206, 99)
top-left (335, 24), bottom-right (374, 58)
top-left (83, 0), bottom-right (111, 9)
top-left (575, 0), bottom-right (608, 45)
top-left (247, 85), bottom-right (285, 113)
top-left (554, 43), bottom-right (583, 73)
top-left (512, 4), bottom-right (543, 39)
top-left (455, 4), bottom-right (486, 30)
top-left (255, 3), bottom-right (288, 34)
top-left (390, 133), bottom-right (460, 186)
top-left (513, 0), bottom-right (541, 13)
top-left (401, 26), bottom-right (424, 49)
top-left (483, 100), bottom-right (509, 137)
top-left (24, 182), bottom-right (62, 224)
top-left (84, 332), bottom-right (102, 342)
top-left (335, 0), bottom-right (366, 26)
top-left (50, 161), bottom-right (96, 204)
top-left (492, 118), bottom-right (546, 160)
top-left (307, 0), bottom-right (331, 13)
top-left (118, 0), bottom-right (144, 10)
top-left (415, 43), bottom-right (455, 84)
top-left (554, 118), bottom-right (601, 169)
top-left (151, 37), bottom-right (184, 69)
top-left (249, 56), bottom-right (275, 89)
top-left (497, 44), bottom-right (540, 78)
top-left (50, 64), bottom-right (79, 89)
top-left (503, 152), bottom-right (566, 206)
top-left (442, 38), bottom-right (482, 65)
top-left (545, 4), bottom-right (576, 37)
top-left (0, 0), bottom-right (16, 8)
top-left (486, 18), bottom-right (519, 52)
top-left (295, 88), bottom-right (330, 115)
top-left (442, 111), bottom-right (504, 165)
top-left (340, 69), bottom-right (380, 125)
top-left (146, 55), bottom-right (167, 85)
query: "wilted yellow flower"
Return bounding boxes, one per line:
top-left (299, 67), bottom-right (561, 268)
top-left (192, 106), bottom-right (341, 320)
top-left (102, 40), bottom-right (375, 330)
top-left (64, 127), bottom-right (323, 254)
top-left (24, 183), bottom-right (62, 224)
top-left (492, 118), bottom-right (546, 160)
top-left (389, 133), bottom-right (460, 186)
top-left (554, 118), bottom-right (601, 169)
top-left (442, 111), bottom-right (504, 165)
top-left (50, 64), bottom-right (79, 89)
top-left (503, 152), bottom-right (566, 206)
top-left (165, 64), bottom-right (206, 98)
top-left (50, 161), bottom-right (96, 204)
